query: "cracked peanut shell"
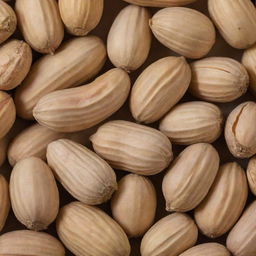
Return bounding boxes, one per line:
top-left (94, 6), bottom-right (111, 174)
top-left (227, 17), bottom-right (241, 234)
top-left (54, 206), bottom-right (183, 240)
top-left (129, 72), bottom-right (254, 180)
top-left (225, 101), bottom-right (256, 158)
top-left (0, 0), bottom-right (16, 44)
top-left (90, 120), bottom-right (173, 175)
top-left (0, 39), bottom-right (32, 91)
top-left (162, 143), bottom-right (220, 212)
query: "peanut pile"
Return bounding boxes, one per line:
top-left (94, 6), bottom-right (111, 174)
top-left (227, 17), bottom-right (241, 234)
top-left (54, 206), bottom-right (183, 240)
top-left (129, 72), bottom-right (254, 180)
top-left (0, 0), bottom-right (256, 255)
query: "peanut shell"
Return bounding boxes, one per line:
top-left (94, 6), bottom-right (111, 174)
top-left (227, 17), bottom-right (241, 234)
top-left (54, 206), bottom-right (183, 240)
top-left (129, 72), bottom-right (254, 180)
top-left (90, 120), bottom-right (173, 175)
top-left (107, 4), bottom-right (151, 71)
top-left (162, 143), bottom-right (220, 212)
top-left (57, 201), bottom-right (131, 256)
top-left (111, 174), bottom-right (156, 237)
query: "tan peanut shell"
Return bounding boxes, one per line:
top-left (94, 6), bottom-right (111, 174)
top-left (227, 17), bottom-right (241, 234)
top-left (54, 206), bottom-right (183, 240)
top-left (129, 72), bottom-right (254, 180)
top-left (90, 120), bottom-right (173, 175)
top-left (15, 36), bottom-right (106, 119)
top-left (179, 243), bottom-right (230, 256)
top-left (246, 156), bottom-right (256, 195)
top-left (141, 213), bottom-right (198, 256)
top-left (59, 0), bottom-right (104, 36)
top-left (122, 0), bottom-right (198, 7)
top-left (111, 174), bottom-right (156, 237)
top-left (15, 0), bottom-right (64, 54)
top-left (225, 101), bottom-right (256, 158)
top-left (107, 4), bottom-right (151, 71)
top-left (159, 101), bottom-right (223, 145)
top-left (0, 91), bottom-right (16, 139)
top-left (162, 143), bottom-right (220, 212)
top-left (208, 0), bottom-right (256, 49)
top-left (190, 57), bottom-right (249, 102)
top-left (130, 56), bottom-right (191, 123)
top-left (0, 230), bottom-right (65, 256)
top-left (8, 123), bottom-right (67, 166)
top-left (150, 7), bottom-right (215, 59)
top-left (10, 157), bottom-right (59, 231)
top-left (195, 162), bottom-right (248, 238)
top-left (0, 175), bottom-right (10, 232)
top-left (47, 139), bottom-right (117, 205)
top-left (227, 200), bottom-right (256, 256)
top-left (0, 0), bottom-right (16, 44)
top-left (0, 40), bottom-right (32, 91)
top-left (57, 201), bottom-right (131, 256)
top-left (0, 137), bottom-right (7, 167)
top-left (242, 44), bottom-right (256, 95)
top-left (33, 68), bottom-right (131, 132)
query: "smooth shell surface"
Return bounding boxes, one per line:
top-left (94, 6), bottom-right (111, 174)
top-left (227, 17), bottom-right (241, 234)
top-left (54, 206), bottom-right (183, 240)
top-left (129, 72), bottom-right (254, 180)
top-left (0, 230), bottom-right (65, 256)
top-left (10, 157), bottom-right (59, 231)
top-left (90, 120), bottom-right (173, 175)
top-left (162, 143), bottom-right (220, 212)
top-left (59, 0), bottom-right (104, 36)
top-left (107, 4), bottom-right (151, 71)
top-left (195, 162), bottom-right (248, 238)
top-left (111, 174), bottom-right (157, 237)
top-left (47, 139), bottom-right (117, 205)
top-left (33, 68), bottom-right (131, 132)
top-left (141, 213), bottom-right (198, 256)
top-left (208, 0), bottom-right (256, 49)
top-left (150, 7), bottom-right (215, 59)
top-left (225, 101), bottom-right (256, 158)
top-left (159, 101), bottom-right (223, 145)
top-left (15, 36), bottom-right (106, 119)
top-left (227, 201), bottom-right (256, 256)
top-left (15, 0), bottom-right (64, 54)
top-left (190, 57), bottom-right (249, 102)
top-left (57, 201), bottom-right (131, 256)
top-left (130, 56), bottom-right (191, 123)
